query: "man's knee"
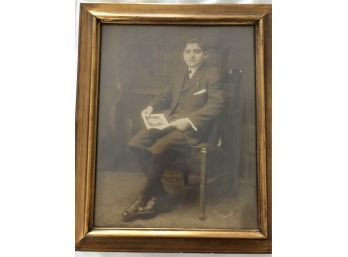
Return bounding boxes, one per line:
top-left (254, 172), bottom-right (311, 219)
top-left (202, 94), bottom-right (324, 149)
top-left (128, 129), bottom-right (154, 150)
top-left (148, 130), bottom-right (187, 156)
top-left (128, 136), bottom-right (141, 149)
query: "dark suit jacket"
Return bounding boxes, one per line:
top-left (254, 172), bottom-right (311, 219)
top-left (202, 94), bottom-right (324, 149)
top-left (149, 64), bottom-right (224, 147)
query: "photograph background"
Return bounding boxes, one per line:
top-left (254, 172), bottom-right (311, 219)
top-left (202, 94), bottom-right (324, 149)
top-left (94, 24), bottom-right (258, 229)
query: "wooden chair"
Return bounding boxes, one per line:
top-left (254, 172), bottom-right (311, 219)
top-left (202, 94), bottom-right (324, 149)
top-left (170, 69), bottom-right (243, 220)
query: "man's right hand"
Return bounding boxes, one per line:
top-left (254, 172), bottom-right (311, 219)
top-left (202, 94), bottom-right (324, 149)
top-left (141, 106), bottom-right (153, 118)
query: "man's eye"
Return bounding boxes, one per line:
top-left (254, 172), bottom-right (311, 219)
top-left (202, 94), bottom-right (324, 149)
top-left (194, 50), bottom-right (202, 54)
top-left (184, 50), bottom-right (191, 54)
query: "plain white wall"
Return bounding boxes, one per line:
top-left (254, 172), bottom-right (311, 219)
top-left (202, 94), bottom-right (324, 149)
top-left (1, 0), bottom-right (348, 257)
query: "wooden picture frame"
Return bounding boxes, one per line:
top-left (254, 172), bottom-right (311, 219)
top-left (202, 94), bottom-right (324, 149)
top-left (75, 3), bottom-right (271, 253)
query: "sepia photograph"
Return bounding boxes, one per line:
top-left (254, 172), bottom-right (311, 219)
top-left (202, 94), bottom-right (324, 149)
top-left (75, 3), bottom-right (271, 252)
top-left (94, 24), bottom-right (258, 229)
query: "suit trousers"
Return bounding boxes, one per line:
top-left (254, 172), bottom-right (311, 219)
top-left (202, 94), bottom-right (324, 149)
top-left (128, 128), bottom-right (189, 199)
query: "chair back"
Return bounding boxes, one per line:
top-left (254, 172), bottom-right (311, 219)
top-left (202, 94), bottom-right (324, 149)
top-left (220, 69), bottom-right (243, 173)
top-left (197, 69), bottom-right (242, 150)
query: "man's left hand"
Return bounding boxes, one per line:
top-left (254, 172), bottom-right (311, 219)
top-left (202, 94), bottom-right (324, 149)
top-left (171, 118), bottom-right (191, 131)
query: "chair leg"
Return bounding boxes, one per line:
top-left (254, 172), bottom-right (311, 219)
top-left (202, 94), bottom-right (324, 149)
top-left (199, 148), bottom-right (207, 220)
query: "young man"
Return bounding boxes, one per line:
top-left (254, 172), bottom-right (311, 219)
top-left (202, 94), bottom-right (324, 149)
top-left (123, 38), bottom-right (224, 222)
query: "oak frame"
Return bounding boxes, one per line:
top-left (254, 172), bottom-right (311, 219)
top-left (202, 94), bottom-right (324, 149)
top-left (75, 3), bottom-right (272, 253)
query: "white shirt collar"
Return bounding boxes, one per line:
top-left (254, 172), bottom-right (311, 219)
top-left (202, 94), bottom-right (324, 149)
top-left (188, 67), bottom-right (198, 79)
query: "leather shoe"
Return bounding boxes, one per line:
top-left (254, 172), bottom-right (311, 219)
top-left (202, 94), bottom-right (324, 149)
top-left (121, 198), bottom-right (146, 222)
top-left (137, 197), bottom-right (158, 215)
top-left (137, 195), bottom-right (171, 216)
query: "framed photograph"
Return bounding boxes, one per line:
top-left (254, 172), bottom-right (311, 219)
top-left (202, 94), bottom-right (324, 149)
top-left (75, 3), bottom-right (272, 253)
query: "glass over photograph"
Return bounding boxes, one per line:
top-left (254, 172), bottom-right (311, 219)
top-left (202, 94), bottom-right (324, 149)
top-left (94, 24), bottom-right (257, 230)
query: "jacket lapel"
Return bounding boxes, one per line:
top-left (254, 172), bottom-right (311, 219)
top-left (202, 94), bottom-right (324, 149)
top-left (171, 68), bottom-right (187, 110)
top-left (170, 63), bottom-right (207, 112)
top-left (191, 64), bottom-right (207, 82)
top-left (183, 64), bottom-right (207, 92)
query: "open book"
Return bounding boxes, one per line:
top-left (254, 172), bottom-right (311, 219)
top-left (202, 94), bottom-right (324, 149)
top-left (141, 113), bottom-right (172, 130)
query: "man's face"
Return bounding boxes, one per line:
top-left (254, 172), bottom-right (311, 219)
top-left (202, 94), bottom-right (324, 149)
top-left (183, 43), bottom-right (207, 69)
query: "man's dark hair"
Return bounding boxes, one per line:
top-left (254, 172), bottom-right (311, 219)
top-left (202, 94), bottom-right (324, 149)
top-left (184, 38), bottom-right (207, 52)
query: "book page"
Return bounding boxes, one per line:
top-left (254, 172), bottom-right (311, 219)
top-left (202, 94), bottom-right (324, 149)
top-left (141, 113), bottom-right (171, 130)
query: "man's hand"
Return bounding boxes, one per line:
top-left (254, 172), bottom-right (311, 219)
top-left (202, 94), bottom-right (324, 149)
top-left (171, 118), bottom-right (191, 131)
top-left (141, 106), bottom-right (153, 118)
